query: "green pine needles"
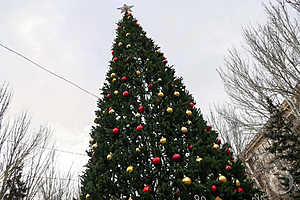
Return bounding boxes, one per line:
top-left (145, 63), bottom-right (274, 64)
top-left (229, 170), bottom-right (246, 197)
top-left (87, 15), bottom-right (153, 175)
top-left (80, 11), bottom-right (260, 200)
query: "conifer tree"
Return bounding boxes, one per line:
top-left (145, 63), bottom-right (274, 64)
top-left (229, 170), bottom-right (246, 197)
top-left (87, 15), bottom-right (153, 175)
top-left (4, 165), bottom-right (27, 200)
top-left (265, 98), bottom-right (300, 199)
top-left (80, 5), bottom-right (260, 200)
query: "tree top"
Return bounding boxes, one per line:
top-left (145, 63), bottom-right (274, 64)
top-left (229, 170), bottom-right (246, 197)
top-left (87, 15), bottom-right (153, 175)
top-left (117, 4), bottom-right (134, 13)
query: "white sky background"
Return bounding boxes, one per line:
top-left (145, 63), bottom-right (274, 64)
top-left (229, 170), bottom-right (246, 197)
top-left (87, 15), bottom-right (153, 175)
top-left (0, 0), bottom-right (268, 180)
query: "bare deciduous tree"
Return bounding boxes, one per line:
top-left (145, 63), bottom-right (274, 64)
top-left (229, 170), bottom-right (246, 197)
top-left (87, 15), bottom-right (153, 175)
top-left (0, 83), bottom-right (55, 199)
top-left (0, 83), bottom-right (80, 199)
top-left (38, 155), bottom-right (81, 200)
top-left (207, 104), bottom-right (255, 158)
top-left (217, 3), bottom-right (300, 134)
top-left (216, 2), bottom-right (300, 198)
top-left (284, 0), bottom-right (300, 12)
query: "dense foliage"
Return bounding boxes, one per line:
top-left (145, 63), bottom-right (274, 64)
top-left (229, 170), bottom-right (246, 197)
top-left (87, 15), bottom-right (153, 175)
top-left (80, 11), bottom-right (260, 200)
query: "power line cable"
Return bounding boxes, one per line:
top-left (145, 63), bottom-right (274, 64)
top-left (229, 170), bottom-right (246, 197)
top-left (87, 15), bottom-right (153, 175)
top-left (24, 174), bottom-right (80, 182)
top-left (6, 139), bottom-right (88, 157)
top-left (0, 42), bottom-right (100, 99)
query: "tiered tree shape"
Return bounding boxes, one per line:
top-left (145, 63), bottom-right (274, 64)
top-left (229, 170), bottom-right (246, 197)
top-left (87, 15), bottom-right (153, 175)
top-left (81, 7), bottom-right (260, 200)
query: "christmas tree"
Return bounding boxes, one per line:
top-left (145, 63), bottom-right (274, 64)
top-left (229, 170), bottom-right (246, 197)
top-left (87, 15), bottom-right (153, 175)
top-left (80, 5), bottom-right (260, 200)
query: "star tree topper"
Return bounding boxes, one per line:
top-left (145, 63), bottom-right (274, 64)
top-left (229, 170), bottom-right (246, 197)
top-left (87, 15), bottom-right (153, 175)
top-left (118, 4), bottom-right (134, 13)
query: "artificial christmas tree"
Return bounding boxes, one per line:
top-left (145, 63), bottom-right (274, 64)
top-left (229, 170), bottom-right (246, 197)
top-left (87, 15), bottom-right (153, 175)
top-left (80, 4), bottom-right (260, 200)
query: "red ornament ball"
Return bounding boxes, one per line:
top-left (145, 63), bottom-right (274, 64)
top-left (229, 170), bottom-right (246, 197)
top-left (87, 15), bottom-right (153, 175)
top-left (112, 50), bottom-right (114, 55)
top-left (122, 76), bottom-right (127, 81)
top-left (109, 107), bottom-right (113, 111)
top-left (163, 60), bottom-right (168, 63)
top-left (123, 91), bottom-right (129, 97)
top-left (172, 154), bottom-right (181, 161)
top-left (227, 149), bottom-right (231, 156)
top-left (238, 187), bottom-right (244, 193)
top-left (225, 165), bottom-right (232, 171)
top-left (106, 94), bottom-right (111, 98)
top-left (212, 185), bottom-right (217, 192)
top-left (117, 25), bottom-right (121, 29)
top-left (126, 57), bottom-right (130, 62)
top-left (217, 139), bottom-right (221, 144)
top-left (152, 157), bottom-right (161, 165)
top-left (189, 102), bottom-right (194, 108)
top-left (188, 144), bottom-right (193, 151)
top-left (136, 125), bottom-right (144, 131)
top-left (112, 128), bottom-right (119, 135)
top-left (138, 105), bottom-right (144, 113)
top-left (147, 84), bottom-right (152, 88)
top-left (113, 57), bottom-right (118, 62)
top-left (143, 186), bottom-right (151, 192)
top-left (136, 24), bottom-right (140, 27)
top-left (206, 126), bottom-right (212, 131)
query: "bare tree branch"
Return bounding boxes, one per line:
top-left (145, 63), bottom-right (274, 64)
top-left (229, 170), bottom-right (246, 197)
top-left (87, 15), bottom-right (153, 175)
top-left (207, 104), bottom-right (255, 158)
top-left (218, 3), bottom-right (300, 136)
top-left (0, 83), bottom-right (80, 199)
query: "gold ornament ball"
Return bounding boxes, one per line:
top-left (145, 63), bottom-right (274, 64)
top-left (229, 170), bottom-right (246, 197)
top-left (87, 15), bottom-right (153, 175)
top-left (218, 175), bottom-right (227, 183)
top-left (92, 143), bottom-right (98, 149)
top-left (174, 91), bottom-right (180, 97)
top-left (156, 49), bottom-right (161, 54)
top-left (110, 73), bottom-right (116, 77)
top-left (160, 137), bottom-right (167, 144)
top-left (216, 197), bottom-right (222, 200)
top-left (93, 118), bottom-right (98, 124)
top-left (158, 78), bottom-right (162, 82)
top-left (126, 44), bottom-right (131, 48)
top-left (228, 160), bottom-right (232, 165)
top-left (187, 120), bottom-right (192, 125)
top-left (94, 117), bottom-right (100, 123)
top-left (109, 109), bottom-right (115, 115)
top-left (107, 154), bottom-right (112, 161)
top-left (128, 197), bottom-right (133, 200)
top-left (196, 156), bottom-right (203, 163)
top-left (186, 110), bottom-right (192, 117)
top-left (118, 42), bottom-right (123, 46)
top-left (181, 127), bottom-right (188, 134)
top-left (135, 113), bottom-right (141, 118)
top-left (158, 92), bottom-right (164, 97)
top-left (126, 33), bottom-right (130, 37)
top-left (126, 166), bottom-right (134, 173)
top-left (112, 78), bottom-right (117, 83)
top-left (136, 71), bottom-right (141, 76)
top-left (166, 107), bottom-right (173, 113)
top-left (182, 176), bottom-right (192, 185)
top-left (114, 90), bottom-right (119, 95)
top-left (86, 194), bottom-right (91, 199)
top-left (89, 138), bottom-right (94, 144)
top-left (236, 179), bottom-right (241, 187)
top-left (213, 143), bottom-right (220, 150)
top-left (136, 147), bottom-right (141, 152)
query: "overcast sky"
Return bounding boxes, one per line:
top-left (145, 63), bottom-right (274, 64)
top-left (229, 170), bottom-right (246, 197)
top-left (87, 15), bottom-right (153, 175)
top-left (0, 0), bottom-right (268, 179)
